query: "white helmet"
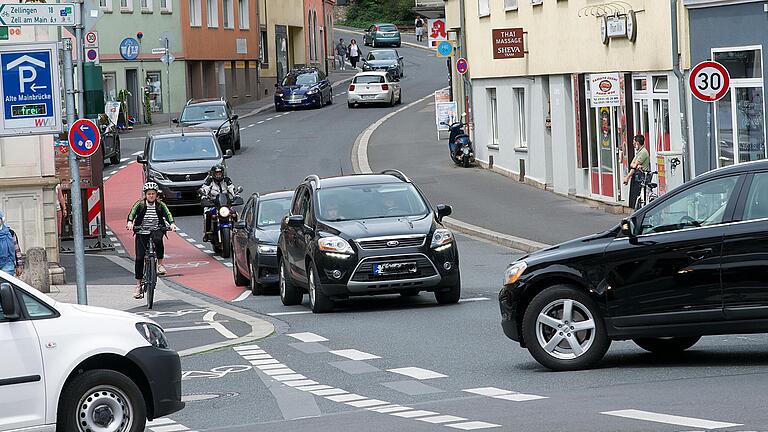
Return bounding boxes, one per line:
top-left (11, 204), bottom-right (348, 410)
top-left (143, 182), bottom-right (159, 193)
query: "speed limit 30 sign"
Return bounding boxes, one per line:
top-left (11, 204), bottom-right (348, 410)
top-left (689, 60), bottom-right (730, 102)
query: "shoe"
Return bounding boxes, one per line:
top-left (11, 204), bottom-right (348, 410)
top-left (203, 233), bottom-right (210, 242)
top-left (133, 287), bottom-right (144, 299)
top-left (157, 264), bottom-right (167, 275)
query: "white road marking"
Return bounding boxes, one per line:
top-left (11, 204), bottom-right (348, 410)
top-left (266, 117), bottom-right (273, 121)
top-left (255, 363), bottom-right (286, 370)
top-left (347, 399), bottom-right (389, 408)
top-left (109, 237), bottom-right (119, 242)
top-left (203, 249), bottom-right (214, 254)
top-left (458, 297), bottom-right (490, 303)
top-left (249, 359), bottom-right (280, 365)
top-left (120, 157), bottom-right (129, 162)
top-left (243, 354), bottom-right (273, 360)
top-left (239, 127), bottom-right (246, 131)
top-left (295, 384), bottom-right (332, 391)
top-left (247, 124), bottom-right (255, 128)
top-left (370, 405), bottom-right (412, 414)
top-left (132, 151), bottom-right (143, 155)
top-left (203, 311), bottom-right (238, 339)
top-left (310, 388), bottom-right (347, 396)
top-left (419, 415), bottom-right (468, 424)
top-left (329, 349), bottom-right (380, 361)
top-left (147, 418), bottom-right (175, 426)
top-left (391, 410), bottom-right (438, 419)
top-left (187, 238), bottom-right (197, 243)
top-left (237, 349), bottom-right (266, 355)
top-left (446, 421), bottom-right (502, 430)
top-left (224, 262), bottom-right (233, 267)
top-left (494, 393), bottom-right (548, 402)
top-left (273, 374), bottom-right (307, 382)
top-left (164, 325), bottom-right (220, 333)
top-left (387, 367), bottom-right (447, 380)
top-left (267, 310), bottom-right (312, 316)
top-left (257, 120), bottom-right (265, 124)
top-left (327, 394), bottom-right (366, 403)
top-left (104, 176), bottom-right (111, 180)
top-left (284, 379), bottom-right (319, 387)
top-left (232, 290), bottom-right (251, 302)
top-left (601, 410), bottom-right (742, 430)
top-left (178, 232), bottom-right (188, 237)
top-left (287, 332), bottom-right (328, 343)
top-left (214, 256), bottom-right (224, 260)
top-left (234, 344), bottom-right (260, 351)
top-left (463, 387), bottom-right (547, 402)
top-left (262, 368), bottom-right (295, 376)
top-left (150, 425), bottom-right (189, 432)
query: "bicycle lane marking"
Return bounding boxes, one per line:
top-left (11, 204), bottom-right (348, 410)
top-left (104, 163), bottom-right (245, 301)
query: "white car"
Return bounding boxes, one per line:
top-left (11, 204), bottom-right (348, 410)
top-left (347, 71), bottom-right (402, 108)
top-left (0, 273), bottom-right (184, 432)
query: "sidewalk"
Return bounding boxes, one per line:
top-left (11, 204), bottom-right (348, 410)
top-left (365, 97), bottom-right (621, 249)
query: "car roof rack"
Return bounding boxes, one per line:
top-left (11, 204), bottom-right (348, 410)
top-left (304, 174), bottom-right (321, 189)
top-left (380, 169), bottom-right (410, 183)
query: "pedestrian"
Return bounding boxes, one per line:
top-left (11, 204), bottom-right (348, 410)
top-left (55, 183), bottom-right (67, 236)
top-left (0, 211), bottom-right (23, 277)
top-left (415, 16), bottom-right (426, 42)
top-left (623, 135), bottom-right (651, 208)
top-left (335, 38), bottom-right (347, 71)
top-left (347, 39), bottom-right (362, 70)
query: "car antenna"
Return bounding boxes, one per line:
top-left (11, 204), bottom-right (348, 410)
top-left (339, 159), bottom-right (344, 176)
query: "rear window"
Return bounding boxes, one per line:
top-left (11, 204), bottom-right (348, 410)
top-left (181, 105), bottom-right (227, 122)
top-left (378, 24), bottom-right (397, 32)
top-left (151, 135), bottom-right (220, 162)
top-left (283, 72), bottom-right (318, 86)
top-left (258, 197), bottom-right (292, 227)
top-left (354, 75), bottom-right (385, 84)
top-left (368, 51), bottom-right (397, 60)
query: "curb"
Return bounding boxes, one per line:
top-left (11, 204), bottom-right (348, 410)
top-left (334, 27), bottom-right (432, 52)
top-left (350, 92), bottom-right (552, 254)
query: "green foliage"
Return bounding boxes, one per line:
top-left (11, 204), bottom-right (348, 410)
top-left (341, 0), bottom-right (415, 28)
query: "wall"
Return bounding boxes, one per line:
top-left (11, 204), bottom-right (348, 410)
top-left (259, 0), bottom-right (306, 83)
top-left (181, 0), bottom-right (259, 61)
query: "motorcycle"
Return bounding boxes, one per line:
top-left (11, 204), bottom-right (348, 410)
top-left (200, 186), bottom-right (244, 258)
top-left (447, 122), bottom-right (475, 168)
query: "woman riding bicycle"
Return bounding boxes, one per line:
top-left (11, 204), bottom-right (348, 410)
top-left (126, 182), bottom-right (177, 299)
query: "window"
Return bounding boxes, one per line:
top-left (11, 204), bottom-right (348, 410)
top-left (238, 0), bottom-right (249, 29)
top-left (515, 88), bottom-right (527, 147)
top-left (714, 49), bottom-right (762, 79)
top-left (223, 0), bottom-right (234, 28)
top-left (477, 0), bottom-right (490, 17)
top-left (206, 0), bottom-right (218, 27)
top-left (488, 88), bottom-right (499, 146)
top-left (100, 0), bottom-right (113, 12)
top-left (19, 291), bottom-right (56, 319)
top-left (160, 0), bottom-right (171, 12)
top-left (103, 72), bottom-right (117, 101)
top-left (189, 0), bottom-right (201, 25)
top-left (120, 0), bottom-right (133, 12)
top-left (640, 176), bottom-right (739, 235)
top-left (258, 198), bottom-right (292, 227)
top-left (743, 173), bottom-right (768, 221)
top-left (308, 13), bottom-right (315, 61)
top-left (652, 76), bottom-right (668, 93)
top-left (145, 71), bottom-right (162, 112)
top-left (259, 28), bottom-right (268, 65)
top-left (140, 0), bottom-right (152, 12)
top-left (504, 0), bottom-right (517, 10)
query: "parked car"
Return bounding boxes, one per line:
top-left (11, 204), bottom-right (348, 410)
top-left (274, 68), bottom-right (333, 111)
top-left (277, 170), bottom-right (460, 313)
top-left (348, 72), bottom-right (402, 108)
top-left (499, 160), bottom-right (768, 371)
top-left (138, 128), bottom-right (232, 206)
top-left (363, 23), bottom-right (401, 47)
top-left (97, 113), bottom-right (122, 165)
top-left (232, 191), bottom-right (294, 294)
top-left (0, 272), bottom-right (184, 432)
top-left (362, 49), bottom-right (404, 78)
top-left (175, 99), bottom-right (241, 153)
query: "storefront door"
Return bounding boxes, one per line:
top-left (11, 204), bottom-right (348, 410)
top-left (588, 106), bottom-right (619, 199)
top-left (275, 25), bottom-right (289, 84)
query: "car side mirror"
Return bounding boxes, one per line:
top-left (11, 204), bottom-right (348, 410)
top-left (234, 220), bottom-right (247, 230)
top-left (436, 204), bottom-right (452, 222)
top-left (136, 155), bottom-right (147, 164)
top-left (224, 149), bottom-right (233, 159)
top-left (0, 283), bottom-right (19, 320)
top-left (399, 56), bottom-right (404, 60)
top-left (287, 215), bottom-right (305, 227)
top-left (172, 118), bottom-right (179, 124)
top-left (621, 217), bottom-right (638, 238)
top-left (231, 114), bottom-right (239, 121)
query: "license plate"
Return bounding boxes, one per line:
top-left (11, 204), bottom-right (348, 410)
top-left (361, 95), bottom-right (376, 99)
top-left (373, 262), bottom-right (417, 276)
top-left (288, 99), bottom-right (302, 104)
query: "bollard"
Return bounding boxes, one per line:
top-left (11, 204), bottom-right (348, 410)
top-left (22, 247), bottom-right (51, 294)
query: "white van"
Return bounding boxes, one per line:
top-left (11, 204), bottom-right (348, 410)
top-left (0, 273), bottom-right (184, 432)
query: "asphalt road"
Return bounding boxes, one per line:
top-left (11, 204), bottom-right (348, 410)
top-left (98, 30), bottom-right (768, 432)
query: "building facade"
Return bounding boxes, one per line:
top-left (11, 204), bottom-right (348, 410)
top-left (445, 0), bottom-right (692, 208)
top-left (686, 0), bottom-right (766, 176)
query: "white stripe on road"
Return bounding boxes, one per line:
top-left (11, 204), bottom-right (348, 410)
top-left (262, 368), bottom-right (295, 376)
top-left (243, 354), bottom-right (273, 360)
top-left (257, 120), bottom-right (265, 124)
top-left (203, 249), bottom-right (214, 254)
top-left (370, 405), bottom-right (412, 414)
top-left (267, 310), bottom-right (312, 316)
top-left (272, 374), bottom-right (307, 382)
top-left (295, 384), bottom-right (332, 391)
top-left (419, 415), bottom-right (468, 424)
top-left (458, 297), bottom-right (490, 303)
top-left (146, 418), bottom-right (175, 426)
top-left (283, 379), bottom-right (319, 387)
top-left (327, 394), bottom-right (366, 403)
top-left (347, 399), bottom-right (389, 408)
top-left (195, 244), bottom-right (205, 249)
top-left (256, 363), bottom-right (287, 370)
top-left (287, 332), bottom-right (328, 343)
top-left (391, 410), bottom-right (438, 419)
top-left (387, 367), bottom-right (447, 380)
top-left (132, 151), bottom-right (143, 156)
top-left (120, 157), bottom-right (129, 162)
top-left (446, 421), bottom-right (502, 430)
top-left (247, 124), bottom-right (255, 128)
top-left (310, 388), bottom-right (347, 396)
top-left (164, 325), bottom-right (218, 333)
top-left (234, 344), bottom-right (260, 351)
top-left (463, 387), bottom-right (547, 402)
top-left (249, 359), bottom-right (279, 365)
top-left (149, 425), bottom-right (188, 432)
top-left (203, 311), bottom-right (238, 339)
top-left (177, 232), bottom-right (188, 237)
top-left (238, 349), bottom-right (266, 355)
top-left (601, 410), bottom-right (742, 430)
top-left (232, 290), bottom-right (251, 302)
top-left (329, 349), bottom-right (381, 361)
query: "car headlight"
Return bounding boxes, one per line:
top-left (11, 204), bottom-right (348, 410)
top-left (258, 244), bottom-right (277, 255)
top-left (430, 228), bottom-right (454, 249)
top-left (148, 169), bottom-right (167, 181)
top-left (318, 236), bottom-right (353, 254)
top-left (307, 88), bottom-right (319, 95)
top-left (135, 322), bottom-right (169, 349)
top-left (504, 261), bottom-right (528, 285)
top-left (219, 207), bottom-right (231, 218)
top-left (218, 124), bottom-right (231, 135)
top-left (275, 91), bottom-right (284, 97)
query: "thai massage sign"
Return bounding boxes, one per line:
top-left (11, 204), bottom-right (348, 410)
top-left (492, 28), bottom-right (525, 59)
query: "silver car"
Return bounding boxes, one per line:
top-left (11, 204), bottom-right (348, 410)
top-left (347, 71), bottom-right (402, 108)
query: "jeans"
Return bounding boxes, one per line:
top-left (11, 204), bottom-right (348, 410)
top-left (336, 54), bottom-right (346, 70)
top-left (135, 231), bottom-right (164, 280)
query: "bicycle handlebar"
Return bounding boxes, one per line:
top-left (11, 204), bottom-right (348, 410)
top-left (133, 226), bottom-right (171, 236)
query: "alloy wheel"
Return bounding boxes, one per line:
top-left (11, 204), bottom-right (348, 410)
top-left (309, 268), bottom-right (316, 307)
top-left (76, 385), bottom-right (133, 432)
top-left (535, 299), bottom-right (596, 360)
top-left (279, 262), bottom-right (286, 298)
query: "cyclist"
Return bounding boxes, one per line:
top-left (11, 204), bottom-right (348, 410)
top-left (126, 182), bottom-right (177, 299)
top-left (200, 164), bottom-right (236, 242)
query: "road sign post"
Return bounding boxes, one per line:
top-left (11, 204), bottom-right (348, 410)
top-left (689, 60), bottom-right (730, 102)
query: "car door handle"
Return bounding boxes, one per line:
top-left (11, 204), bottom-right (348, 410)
top-left (687, 248), bottom-right (714, 260)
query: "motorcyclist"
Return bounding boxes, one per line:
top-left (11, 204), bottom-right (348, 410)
top-left (200, 164), bottom-right (236, 242)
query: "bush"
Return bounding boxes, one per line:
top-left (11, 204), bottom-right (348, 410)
top-left (340, 0), bottom-right (415, 28)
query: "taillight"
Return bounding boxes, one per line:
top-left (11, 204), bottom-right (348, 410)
top-left (349, 84), bottom-right (356, 91)
top-left (381, 84), bottom-right (389, 91)
top-left (375, 25), bottom-right (380, 31)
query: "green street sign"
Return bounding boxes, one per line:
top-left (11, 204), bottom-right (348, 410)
top-left (0, 26), bottom-right (7, 40)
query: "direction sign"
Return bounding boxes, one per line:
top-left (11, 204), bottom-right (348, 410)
top-left (0, 3), bottom-right (79, 26)
top-left (437, 41), bottom-right (453, 58)
top-left (456, 57), bottom-right (468, 75)
top-left (151, 47), bottom-right (166, 55)
top-left (0, 42), bottom-right (62, 137)
top-left (68, 119), bottom-right (101, 158)
top-left (690, 60), bottom-right (730, 102)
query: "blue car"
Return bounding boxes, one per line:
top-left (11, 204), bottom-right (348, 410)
top-left (274, 68), bottom-right (333, 111)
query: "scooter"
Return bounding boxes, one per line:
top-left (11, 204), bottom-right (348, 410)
top-left (201, 186), bottom-right (244, 259)
top-left (447, 122), bottom-right (475, 168)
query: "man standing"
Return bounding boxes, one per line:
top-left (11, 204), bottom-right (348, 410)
top-left (623, 135), bottom-right (651, 208)
top-left (415, 16), bottom-right (425, 42)
top-left (335, 38), bottom-right (347, 71)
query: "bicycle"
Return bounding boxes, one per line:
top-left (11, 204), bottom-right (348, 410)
top-left (133, 226), bottom-right (168, 309)
top-left (634, 170), bottom-right (659, 210)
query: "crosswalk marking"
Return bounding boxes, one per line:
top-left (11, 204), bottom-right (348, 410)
top-left (295, 384), bottom-right (332, 391)
top-left (463, 387), bottom-right (547, 402)
top-left (262, 368), bottom-right (295, 376)
top-left (150, 425), bottom-right (188, 432)
top-left (284, 379), bottom-right (318, 387)
top-left (243, 354), bottom-right (272, 360)
top-left (249, 359), bottom-right (279, 365)
top-left (419, 415), bottom-right (468, 424)
top-left (234, 344), bottom-right (260, 351)
top-left (601, 410), bottom-right (742, 430)
top-left (446, 421), bottom-right (502, 430)
top-left (369, 405), bottom-right (412, 414)
top-left (391, 410), bottom-right (438, 419)
top-left (255, 363), bottom-right (287, 370)
top-left (272, 374), bottom-right (306, 382)
top-left (347, 399), bottom-right (389, 408)
top-left (327, 394), bottom-right (366, 403)
top-left (310, 388), bottom-right (347, 396)
top-left (388, 367), bottom-right (447, 380)
top-left (329, 349), bottom-right (381, 361)
top-left (287, 332), bottom-right (328, 343)
top-left (146, 418), bottom-right (175, 426)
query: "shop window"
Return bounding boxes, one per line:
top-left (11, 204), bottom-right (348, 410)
top-left (488, 88), bottom-right (499, 146)
top-left (714, 49), bottom-right (762, 79)
top-left (145, 71), bottom-right (162, 112)
top-left (633, 77), bottom-right (647, 92)
top-left (515, 88), bottom-right (527, 147)
top-left (207, 0), bottom-right (218, 27)
top-left (478, 0), bottom-right (490, 17)
top-left (652, 76), bottom-right (668, 93)
top-left (103, 72), bottom-right (117, 102)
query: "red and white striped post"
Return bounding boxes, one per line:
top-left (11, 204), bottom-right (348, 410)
top-left (86, 188), bottom-right (102, 236)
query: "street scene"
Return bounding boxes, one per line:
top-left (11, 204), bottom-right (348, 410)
top-left (2, 0), bottom-right (768, 431)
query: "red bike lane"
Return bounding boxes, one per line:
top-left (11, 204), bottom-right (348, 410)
top-left (104, 162), bottom-right (246, 301)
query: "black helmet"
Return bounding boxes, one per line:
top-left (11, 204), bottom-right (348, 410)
top-left (210, 164), bottom-right (225, 180)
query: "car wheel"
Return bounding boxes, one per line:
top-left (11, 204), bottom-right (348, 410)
top-left (234, 137), bottom-right (241, 151)
top-left (397, 91), bottom-right (402, 105)
top-left (279, 257), bottom-right (303, 306)
top-left (57, 369), bottom-right (146, 432)
top-left (389, 93), bottom-right (396, 107)
top-left (250, 258), bottom-right (265, 295)
top-left (308, 264), bottom-right (333, 313)
top-left (348, 102), bottom-right (355, 109)
top-left (275, 104), bottom-right (283, 112)
top-left (434, 270), bottom-right (460, 304)
top-left (233, 250), bottom-right (249, 286)
top-left (110, 138), bottom-right (121, 165)
top-left (395, 43), bottom-right (401, 48)
top-left (327, 93), bottom-right (333, 105)
top-left (372, 39), bottom-right (377, 48)
top-left (522, 285), bottom-right (610, 371)
top-left (633, 336), bottom-right (701, 354)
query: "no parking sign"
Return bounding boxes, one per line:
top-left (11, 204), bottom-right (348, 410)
top-left (68, 118), bottom-right (101, 157)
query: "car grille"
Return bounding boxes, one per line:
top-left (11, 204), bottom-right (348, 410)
top-left (166, 172), bottom-right (208, 182)
top-left (286, 94), bottom-right (305, 101)
top-left (351, 254), bottom-right (437, 282)
top-left (357, 235), bottom-right (426, 250)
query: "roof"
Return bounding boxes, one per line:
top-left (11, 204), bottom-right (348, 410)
top-left (374, 23), bottom-right (397, 26)
top-left (186, 98), bottom-right (226, 106)
top-left (148, 127), bottom-right (215, 138)
top-left (258, 190), bottom-right (294, 200)
top-left (315, 174), bottom-right (406, 189)
top-left (354, 71), bottom-right (390, 76)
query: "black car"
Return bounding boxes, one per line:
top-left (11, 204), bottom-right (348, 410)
top-left (499, 160), bottom-right (768, 371)
top-left (232, 191), bottom-right (294, 294)
top-left (362, 49), bottom-right (404, 78)
top-left (175, 99), bottom-right (241, 153)
top-left (277, 170), bottom-right (460, 313)
top-left (274, 68), bottom-right (333, 111)
top-left (138, 128), bottom-right (232, 206)
top-left (97, 113), bottom-right (122, 165)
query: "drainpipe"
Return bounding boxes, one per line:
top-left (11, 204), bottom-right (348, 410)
top-left (458, 0), bottom-right (473, 139)
top-left (671, 0), bottom-right (691, 182)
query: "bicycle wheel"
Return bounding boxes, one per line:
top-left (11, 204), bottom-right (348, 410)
top-left (145, 255), bottom-right (157, 309)
top-left (634, 196), bottom-right (644, 210)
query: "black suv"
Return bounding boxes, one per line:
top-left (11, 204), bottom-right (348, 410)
top-left (175, 99), bottom-right (241, 154)
top-left (500, 160), bottom-right (768, 371)
top-left (277, 171), bottom-right (460, 313)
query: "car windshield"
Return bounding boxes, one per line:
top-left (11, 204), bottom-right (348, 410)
top-left (283, 73), bottom-right (318, 86)
top-left (180, 105), bottom-right (227, 122)
top-left (150, 135), bottom-right (220, 162)
top-left (378, 24), bottom-right (397, 32)
top-left (354, 75), bottom-right (385, 84)
top-left (368, 51), bottom-right (396, 60)
top-left (257, 197), bottom-right (292, 227)
top-left (317, 183), bottom-right (429, 221)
